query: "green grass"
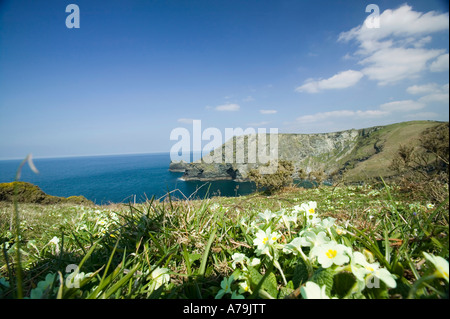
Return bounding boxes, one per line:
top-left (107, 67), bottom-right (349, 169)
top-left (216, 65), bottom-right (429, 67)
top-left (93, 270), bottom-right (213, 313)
top-left (0, 182), bottom-right (448, 299)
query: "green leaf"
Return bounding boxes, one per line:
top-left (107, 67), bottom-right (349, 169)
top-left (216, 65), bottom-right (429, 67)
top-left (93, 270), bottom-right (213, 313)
top-left (332, 271), bottom-right (356, 298)
top-left (278, 285), bottom-right (294, 299)
top-left (188, 253), bottom-right (202, 265)
top-left (292, 258), bottom-right (309, 288)
top-left (391, 261), bottom-right (404, 278)
top-left (264, 272), bottom-right (278, 298)
top-left (103, 263), bottom-right (140, 299)
top-left (248, 265), bottom-right (278, 298)
top-left (372, 281), bottom-right (389, 299)
top-left (390, 277), bottom-right (411, 299)
top-left (310, 267), bottom-right (334, 297)
top-left (248, 266), bottom-right (263, 290)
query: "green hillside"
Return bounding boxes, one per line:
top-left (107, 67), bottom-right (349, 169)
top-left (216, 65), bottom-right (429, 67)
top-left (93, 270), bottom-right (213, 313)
top-left (179, 120), bottom-right (447, 183)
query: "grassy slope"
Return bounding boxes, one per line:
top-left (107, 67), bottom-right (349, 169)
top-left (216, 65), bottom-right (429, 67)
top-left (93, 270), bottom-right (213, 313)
top-left (338, 121), bottom-right (442, 181)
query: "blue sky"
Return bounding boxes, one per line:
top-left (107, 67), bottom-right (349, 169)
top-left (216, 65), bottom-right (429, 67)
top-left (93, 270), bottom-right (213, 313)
top-left (0, 0), bottom-right (448, 159)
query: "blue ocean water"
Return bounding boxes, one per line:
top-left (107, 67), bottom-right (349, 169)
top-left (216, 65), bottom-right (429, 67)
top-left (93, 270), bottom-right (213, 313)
top-left (0, 153), bottom-right (257, 204)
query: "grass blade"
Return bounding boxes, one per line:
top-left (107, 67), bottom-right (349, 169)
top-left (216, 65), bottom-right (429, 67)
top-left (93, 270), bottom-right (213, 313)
top-left (198, 228), bottom-right (216, 276)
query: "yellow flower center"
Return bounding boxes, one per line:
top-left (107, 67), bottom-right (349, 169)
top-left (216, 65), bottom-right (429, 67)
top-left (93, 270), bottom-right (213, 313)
top-left (309, 208), bottom-right (315, 214)
top-left (325, 249), bottom-right (337, 259)
top-left (272, 236), bottom-right (277, 241)
top-left (438, 266), bottom-right (449, 280)
top-left (262, 237), bottom-right (268, 244)
top-left (365, 266), bottom-right (374, 272)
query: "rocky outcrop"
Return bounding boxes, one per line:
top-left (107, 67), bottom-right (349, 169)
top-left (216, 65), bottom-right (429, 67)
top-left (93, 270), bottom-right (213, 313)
top-left (175, 121), bottom-right (445, 182)
top-left (0, 181), bottom-right (93, 205)
top-left (169, 160), bottom-right (189, 172)
top-left (182, 162), bottom-right (244, 181)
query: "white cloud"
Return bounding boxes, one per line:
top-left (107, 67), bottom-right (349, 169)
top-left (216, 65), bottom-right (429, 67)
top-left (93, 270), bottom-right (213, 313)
top-left (296, 109), bottom-right (388, 123)
top-left (419, 93), bottom-right (449, 104)
top-left (296, 70), bottom-right (364, 93)
top-left (430, 53), bottom-right (450, 72)
top-left (215, 103), bottom-right (240, 111)
top-left (379, 100), bottom-right (425, 112)
top-left (260, 109), bottom-right (277, 114)
top-left (296, 98), bottom-right (432, 124)
top-left (339, 4), bottom-right (449, 85)
top-left (360, 47), bottom-right (443, 85)
top-left (406, 83), bottom-right (442, 95)
top-left (339, 5), bottom-right (449, 55)
top-left (412, 36), bottom-right (433, 48)
top-left (407, 82), bottom-right (449, 105)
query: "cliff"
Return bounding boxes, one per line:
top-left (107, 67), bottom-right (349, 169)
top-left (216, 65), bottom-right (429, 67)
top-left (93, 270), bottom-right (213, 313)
top-left (0, 181), bottom-right (93, 205)
top-left (174, 121), bottom-right (446, 183)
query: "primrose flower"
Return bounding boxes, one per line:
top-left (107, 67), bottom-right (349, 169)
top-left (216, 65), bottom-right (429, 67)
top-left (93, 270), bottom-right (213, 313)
top-left (49, 236), bottom-right (59, 245)
top-left (283, 212), bottom-right (298, 225)
top-left (311, 241), bottom-right (351, 268)
top-left (283, 237), bottom-right (308, 256)
top-left (292, 205), bottom-right (302, 213)
top-left (363, 249), bottom-right (376, 263)
top-left (98, 219), bottom-right (107, 226)
top-left (253, 227), bottom-right (281, 257)
top-left (48, 236), bottom-right (60, 255)
top-left (150, 267), bottom-right (171, 289)
top-left (277, 209), bottom-right (298, 227)
top-left (299, 230), bottom-right (330, 249)
top-left (238, 280), bottom-right (251, 294)
top-left (423, 252), bottom-right (449, 282)
top-left (215, 275), bottom-right (234, 299)
top-left (319, 217), bottom-right (336, 230)
top-left (299, 201), bottom-right (318, 222)
top-left (351, 252), bottom-right (397, 288)
top-left (300, 201), bottom-right (317, 214)
top-left (335, 226), bottom-right (346, 236)
top-left (258, 209), bottom-right (276, 223)
top-left (231, 253), bottom-right (248, 269)
top-left (249, 258), bottom-right (261, 267)
top-left (300, 281), bottom-right (332, 299)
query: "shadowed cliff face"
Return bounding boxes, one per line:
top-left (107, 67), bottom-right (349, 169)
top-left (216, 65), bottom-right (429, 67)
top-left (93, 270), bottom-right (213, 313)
top-left (171, 121), bottom-right (446, 183)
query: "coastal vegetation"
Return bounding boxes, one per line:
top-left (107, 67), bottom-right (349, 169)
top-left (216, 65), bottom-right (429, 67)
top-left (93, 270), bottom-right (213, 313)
top-left (0, 178), bottom-right (448, 299)
top-left (0, 120), bottom-right (448, 300)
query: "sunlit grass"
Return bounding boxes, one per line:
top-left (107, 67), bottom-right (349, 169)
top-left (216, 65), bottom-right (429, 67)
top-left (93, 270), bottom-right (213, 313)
top-left (0, 181), bottom-right (448, 299)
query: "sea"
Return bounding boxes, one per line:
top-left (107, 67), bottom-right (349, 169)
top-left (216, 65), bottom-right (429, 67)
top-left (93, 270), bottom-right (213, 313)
top-left (0, 153), bottom-right (258, 204)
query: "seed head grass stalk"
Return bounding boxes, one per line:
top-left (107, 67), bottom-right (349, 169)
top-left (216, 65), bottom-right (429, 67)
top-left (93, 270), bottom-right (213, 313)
top-left (12, 154), bottom-right (39, 298)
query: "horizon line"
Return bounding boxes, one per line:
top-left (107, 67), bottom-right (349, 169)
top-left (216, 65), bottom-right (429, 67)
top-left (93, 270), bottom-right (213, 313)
top-left (0, 150), bottom-right (208, 161)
